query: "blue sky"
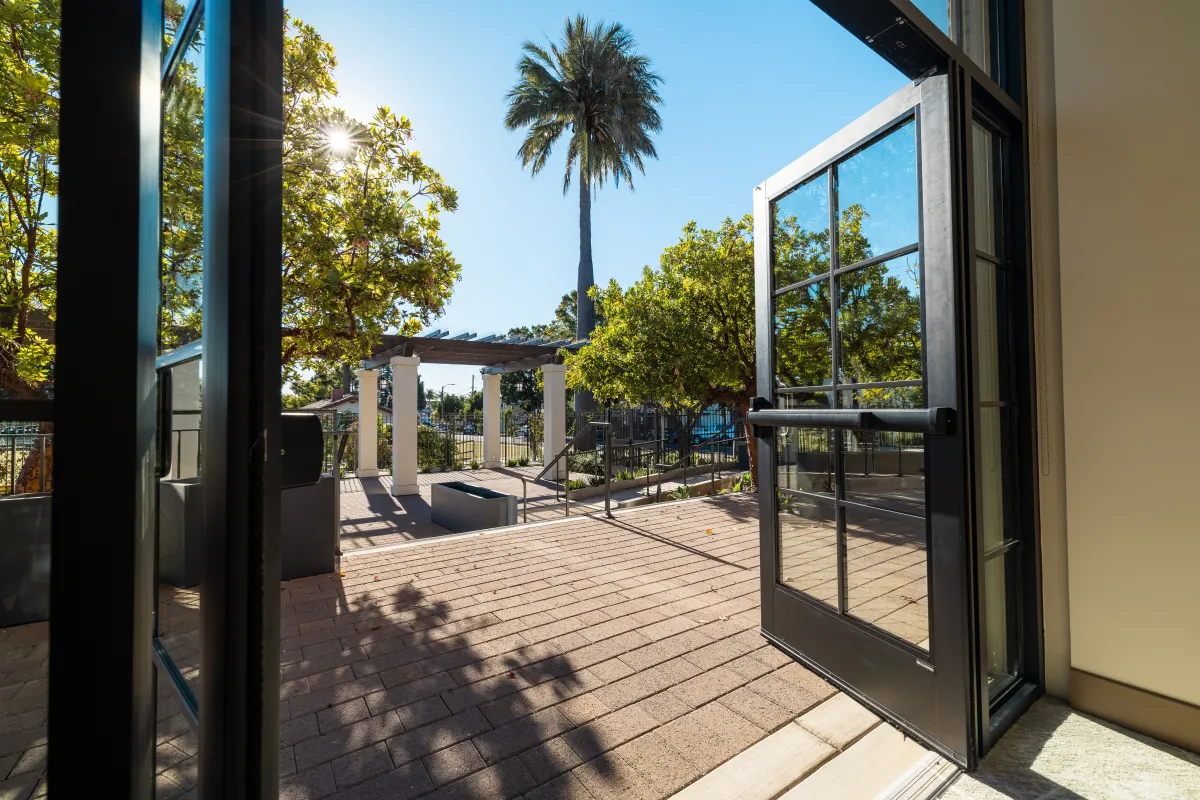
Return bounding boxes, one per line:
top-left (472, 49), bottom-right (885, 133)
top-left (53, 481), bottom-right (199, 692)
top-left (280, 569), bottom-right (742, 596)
top-left (286, 0), bottom-right (908, 394)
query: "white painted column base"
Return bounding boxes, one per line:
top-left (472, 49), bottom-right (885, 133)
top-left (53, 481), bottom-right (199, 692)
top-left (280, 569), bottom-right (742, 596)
top-left (390, 355), bottom-right (421, 496)
top-left (356, 368), bottom-right (380, 478)
top-left (482, 372), bottom-right (502, 468)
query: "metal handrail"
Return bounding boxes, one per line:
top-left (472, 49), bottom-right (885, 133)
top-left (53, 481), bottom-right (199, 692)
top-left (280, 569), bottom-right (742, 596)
top-left (520, 421), bottom-right (611, 523)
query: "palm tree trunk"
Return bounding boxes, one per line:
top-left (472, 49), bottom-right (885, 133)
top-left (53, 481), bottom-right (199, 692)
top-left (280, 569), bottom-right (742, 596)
top-left (576, 168), bottom-right (595, 338)
top-left (575, 165), bottom-right (597, 415)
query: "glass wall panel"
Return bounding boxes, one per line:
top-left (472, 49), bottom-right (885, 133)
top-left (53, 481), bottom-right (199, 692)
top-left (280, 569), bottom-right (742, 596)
top-left (961, 0), bottom-right (992, 78)
top-left (772, 173), bottom-right (829, 289)
top-left (973, 122), bottom-right (996, 256)
top-left (985, 551), bottom-right (1020, 699)
top-left (836, 120), bottom-right (919, 263)
top-left (844, 504), bottom-right (929, 649)
top-left (911, 0), bottom-right (951, 35)
top-left (837, 252), bottom-right (922, 385)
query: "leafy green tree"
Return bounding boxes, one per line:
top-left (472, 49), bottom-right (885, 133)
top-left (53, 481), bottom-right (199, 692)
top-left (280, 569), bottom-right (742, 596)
top-left (566, 216), bottom-right (757, 474)
top-left (159, 13), bottom-right (462, 380)
top-left (439, 392), bottom-right (464, 416)
top-left (503, 14), bottom-right (662, 352)
top-left (566, 209), bottom-right (922, 483)
top-left (0, 0), bottom-right (58, 398)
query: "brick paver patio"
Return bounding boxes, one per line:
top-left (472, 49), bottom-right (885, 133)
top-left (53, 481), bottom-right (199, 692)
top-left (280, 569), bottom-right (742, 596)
top-left (0, 493), bottom-right (902, 798)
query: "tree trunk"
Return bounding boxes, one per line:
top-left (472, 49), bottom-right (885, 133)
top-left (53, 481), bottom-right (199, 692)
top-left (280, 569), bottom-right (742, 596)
top-left (574, 165), bottom-right (597, 416)
top-left (739, 397), bottom-right (758, 488)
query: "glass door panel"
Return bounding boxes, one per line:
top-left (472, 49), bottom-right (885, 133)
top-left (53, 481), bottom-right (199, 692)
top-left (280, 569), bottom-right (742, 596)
top-left (754, 75), bottom-right (975, 767)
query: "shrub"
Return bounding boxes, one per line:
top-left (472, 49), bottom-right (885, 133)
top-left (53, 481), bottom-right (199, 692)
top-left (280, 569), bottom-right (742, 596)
top-left (587, 475), bottom-right (605, 487)
top-left (565, 478), bottom-right (587, 491)
top-left (567, 450), bottom-right (604, 476)
top-left (670, 485), bottom-right (693, 500)
top-left (417, 425), bottom-right (449, 471)
top-left (469, 459), bottom-right (480, 470)
top-left (518, 456), bottom-right (530, 466)
top-left (506, 458), bottom-right (519, 467)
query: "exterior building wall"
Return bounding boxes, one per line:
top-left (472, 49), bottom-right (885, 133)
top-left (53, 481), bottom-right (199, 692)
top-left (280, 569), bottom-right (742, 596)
top-left (1050, 0), bottom-right (1200, 721)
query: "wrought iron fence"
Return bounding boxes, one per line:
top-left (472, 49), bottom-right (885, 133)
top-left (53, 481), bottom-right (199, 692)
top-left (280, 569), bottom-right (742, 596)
top-left (1, 428), bottom-right (52, 496)
top-left (417, 412), bottom-right (543, 472)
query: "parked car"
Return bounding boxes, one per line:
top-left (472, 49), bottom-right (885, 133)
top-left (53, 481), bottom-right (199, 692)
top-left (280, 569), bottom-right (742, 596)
top-left (462, 422), bottom-right (477, 434)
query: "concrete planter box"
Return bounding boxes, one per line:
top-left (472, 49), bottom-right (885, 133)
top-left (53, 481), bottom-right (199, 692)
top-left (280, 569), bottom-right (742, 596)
top-left (431, 482), bottom-right (517, 532)
top-left (157, 474), bottom-right (338, 586)
top-left (0, 494), bottom-right (51, 628)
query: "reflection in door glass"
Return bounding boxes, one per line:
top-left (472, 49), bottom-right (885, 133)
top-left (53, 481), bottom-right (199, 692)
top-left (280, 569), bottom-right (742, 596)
top-left (844, 504), bottom-right (929, 649)
top-left (772, 173), bottom-right (829, 289)
top-left (157, 18), bottom-right (205, 720)
top-left (774, 283), bottom-right (831, 389)
top-left (837, 253), bottom-right (922, 385)
top-left (837, 120), bottom-right (918, 263)
top-left (841, 430), bottom-right (926, 517)
top-left (777, 493), bottom-right (838, 606)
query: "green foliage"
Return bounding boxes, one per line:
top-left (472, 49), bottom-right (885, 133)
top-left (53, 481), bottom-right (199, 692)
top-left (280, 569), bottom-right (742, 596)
top-left (567, 450), bottom-right (604, 476)
top-left (282, 362), bottom-right (344, 409)
top-left (669, 485), bottom-right (693, 500)
top-left (517, 456), bottom-right (530, 467)
top-left (417, 425), bottom-right (449, 471)
top-left (565, 478), bottom-right (587, 491)
top-left (720, 472), bottom-right (754, 494)
top-left (439, 393), bottom-right (464, 416)
top-left (566, 216), bottom-right (756, 414)
top-left (469, 459), bottom-right (480, 470)
top-left (586, 474), bottom-right (605, 487)
top-left (377, 422), bottom-right (392, 469)
top-left (505, 458), bottom-right (520, 468)
top-left (500, 369), bottom-right (542, 412)
top-left (0, 0), bottom-right (59, 396)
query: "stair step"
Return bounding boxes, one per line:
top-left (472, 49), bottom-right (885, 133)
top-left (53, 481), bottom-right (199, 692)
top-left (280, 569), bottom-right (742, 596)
top-left (779, 723), bottom-right (929, 800)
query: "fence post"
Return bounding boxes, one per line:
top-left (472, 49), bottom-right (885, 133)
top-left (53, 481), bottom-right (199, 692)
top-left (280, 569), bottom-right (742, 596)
top-left (604, 426), bottom-right (612, 518)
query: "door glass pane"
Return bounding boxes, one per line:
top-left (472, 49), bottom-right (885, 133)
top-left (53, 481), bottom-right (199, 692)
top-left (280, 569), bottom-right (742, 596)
top-left (837, 252), bottom-right (922, 385)
top-left (844, 503), bottom-right (929, 649)
top-left (777, 426), bottom-right (833, 496)
top-left (778, 490), bottom-right (838, 607)
top-left (842, 430), bottom-right (926, 517)
top-left (773, 173), bottom-right (830, 289)
top-left (157, 19), bottom-right (205, 713)
top-left (836, 120), bottom-right (918, 264)
top-left (774, 283), bottom-right (831, 389)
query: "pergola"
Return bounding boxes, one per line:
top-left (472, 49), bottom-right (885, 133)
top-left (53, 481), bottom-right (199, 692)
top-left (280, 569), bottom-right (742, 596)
top-left (355, 330), bottom-right (587, 492)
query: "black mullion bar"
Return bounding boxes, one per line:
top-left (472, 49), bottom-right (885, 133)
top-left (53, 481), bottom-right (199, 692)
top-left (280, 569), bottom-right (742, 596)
top-left (199, 0), bottom-right (284, 795)
top-left (833, 241), bottom-right (920, 277)
top-left (51, 0), bottom-right (162, 796)
top-left (773, 271), bottom-right (832, 297)
top-left (837, 495), bottom-right (927, 523)
top-left (161, 0), bottom-right (205, 89)
top-left (827, 162), bottom-right (849, 615)
top-left (0, 399), bottom-right (53, 421)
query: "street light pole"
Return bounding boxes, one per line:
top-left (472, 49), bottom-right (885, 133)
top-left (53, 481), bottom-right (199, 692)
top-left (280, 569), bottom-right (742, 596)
top-left (439, 383), bottom-right (455, 418)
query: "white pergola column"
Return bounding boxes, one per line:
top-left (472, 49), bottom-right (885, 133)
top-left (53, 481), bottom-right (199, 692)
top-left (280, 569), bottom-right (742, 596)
top-left (390, 355), bottom-right (420, 495)
top-left (541, 364), bottom-right (568, 480)
top-left (355, 368), bottom-right (379, 477)
top-left (482, 372), bottom-right (502, 468)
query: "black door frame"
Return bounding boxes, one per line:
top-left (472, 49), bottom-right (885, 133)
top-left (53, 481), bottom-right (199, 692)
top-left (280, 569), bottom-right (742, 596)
top-left (751, 73), bottom-right (977, 767)
top-left (769, 0), bottom-right (1044, 767)
top-left (43, 0), bottom-right (286, 796)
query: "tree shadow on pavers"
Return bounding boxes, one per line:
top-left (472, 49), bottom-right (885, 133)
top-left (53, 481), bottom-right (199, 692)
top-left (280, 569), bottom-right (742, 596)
top-left (597, 515), bottom-right (753, 572)
top-left (282, 575), bottom-right (604, 799)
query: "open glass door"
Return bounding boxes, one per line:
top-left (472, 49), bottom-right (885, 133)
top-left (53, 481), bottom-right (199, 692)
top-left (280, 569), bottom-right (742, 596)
top-left (751, 74), bottom-right (977, 766)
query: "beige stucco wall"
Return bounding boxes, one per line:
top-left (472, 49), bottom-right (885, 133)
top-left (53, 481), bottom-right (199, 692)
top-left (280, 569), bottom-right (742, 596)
top-left (1053, 0), bottom-right (1200, 707)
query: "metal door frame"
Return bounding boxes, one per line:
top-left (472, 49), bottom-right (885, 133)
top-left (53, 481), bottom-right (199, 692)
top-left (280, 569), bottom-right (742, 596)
top-left (751, 73), bottom-right (978, 767)
top-left (45, 0), bottom-right (286, 796)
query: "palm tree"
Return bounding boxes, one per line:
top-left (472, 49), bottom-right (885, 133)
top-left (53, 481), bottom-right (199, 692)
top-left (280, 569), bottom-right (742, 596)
top-left (504, 15), bottom-right (663, 352)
